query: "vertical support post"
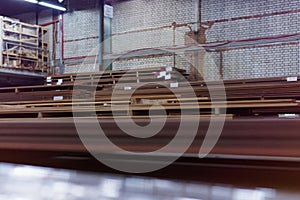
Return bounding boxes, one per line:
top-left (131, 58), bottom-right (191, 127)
top-left (299, 40), bottom-right (300, 75)
top-left (99, 0), bottom-right (104, 71)
top-left (104, 6), bottom-right (113, 70)
top-left (58, 14), bottom-right (64, 74)
top-left (61, 13), bottom-right (64, 61)
top-left (35, 5), bottom-right (39, 25)
top-left (193, 32), bottom-right (199, 80)
top-left (219, 51), bottom-right (223, 79)
top-left (193, 0), bottom-right (202, 81)
top-left (0, 17), bottom-right (3, 66)
top-left (50, 10), bottom-right (57, 74)
top-left (5, 42), bottom-right (9, 65)
top-left (173, 24), bottom-right (176, 68)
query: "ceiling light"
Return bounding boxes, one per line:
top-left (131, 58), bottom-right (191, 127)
top-left (24, 0), bottom-right (38, 3)
top-left (24, 0), bottom-right (67, 11)
top-left (39, 1), bottom-right (66, 11)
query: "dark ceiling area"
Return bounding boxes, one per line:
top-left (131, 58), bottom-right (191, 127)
top-left (0, 0), bottom-right (66, 17)
top-left (0, 0), bottom-right (110, 17)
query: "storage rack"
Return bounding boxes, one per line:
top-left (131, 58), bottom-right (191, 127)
top-left (0, 16), bottom-right (49, 73)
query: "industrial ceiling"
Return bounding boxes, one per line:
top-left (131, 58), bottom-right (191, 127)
top-left (0, 0), bottom-right (65, 17)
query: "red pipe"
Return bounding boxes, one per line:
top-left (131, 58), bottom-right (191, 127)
top-left (204, 32), bottom-right (300, 46)
top-left (203, 9), bottom-right (300, 24)
top-left (40, 19), bottom-right (59, 27)
top-left (64, 55), bottom-right (97, 61)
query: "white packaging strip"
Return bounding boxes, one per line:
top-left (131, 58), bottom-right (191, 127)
top-left (170, 82), bottom-right (179, 88)
top-left (166, 66), bottom-right (172, 72)
top-left (46, 77), bottom-right (52, 83)
top-left (286, 77), bottom-right (297, 82)
top-left (53, 96), bottom-right (64, 101)
top-left (124, 86), bottom-right (132, 91)
top-left (278, 114), bottom-right (299, 118)
top-left (165, 73), bottom-right (171, 80)
top-left (57, 79), bottom-right (63, 85)
top-left (159, 71), bottom-right (166, 77)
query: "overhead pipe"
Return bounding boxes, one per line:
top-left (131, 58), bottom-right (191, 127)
top-left (64, 55), bottom-right (98, 61)
top-left (202, 9), bottom-right (300, 24)
top-left (39, 19), bottom-right (59, 27)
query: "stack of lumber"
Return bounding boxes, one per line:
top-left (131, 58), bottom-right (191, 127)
top-left (47, 67), bottom-right (188, 85)
top-left (1, 67), bottom-right (300, 181)
top-left (0, 67), bottom-right (299, 118)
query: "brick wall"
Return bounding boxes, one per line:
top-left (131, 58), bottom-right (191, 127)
top-left (112, 0), bottom-right (198, 33)
top-left (63, 8), bottom-right (100, 73)
top-left (201, 0), bottom-right (300, 80)
top-left (202, 52), bottom-right (221, 81)
top-left (205, 12), bottom-right (300, 42)
top-left (112, 0), bottom-right (300, 80)
top-left (222, 44), bottom-right (300, 79)
top-left (202, 0), bottom-right (300, 21)
top-left (111, 0), bottom-right (198, 72)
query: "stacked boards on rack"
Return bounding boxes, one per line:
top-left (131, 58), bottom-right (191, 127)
top-left (0, 16), bottom-right (49, 73)
top-left (0, 67), bottom-right (298, 118)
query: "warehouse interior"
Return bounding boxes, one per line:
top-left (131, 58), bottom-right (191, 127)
top-left (0, 0), bottom-right (300, 199)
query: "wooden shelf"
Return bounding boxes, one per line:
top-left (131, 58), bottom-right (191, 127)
top-left (0, 16), bottom-right (49, 72)
top-left (3, 29), bottom-right (38, 38)
top-left (3, 52), bottom-right (38, 60)
top-left (3, 38), bottom-right (38, 46)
